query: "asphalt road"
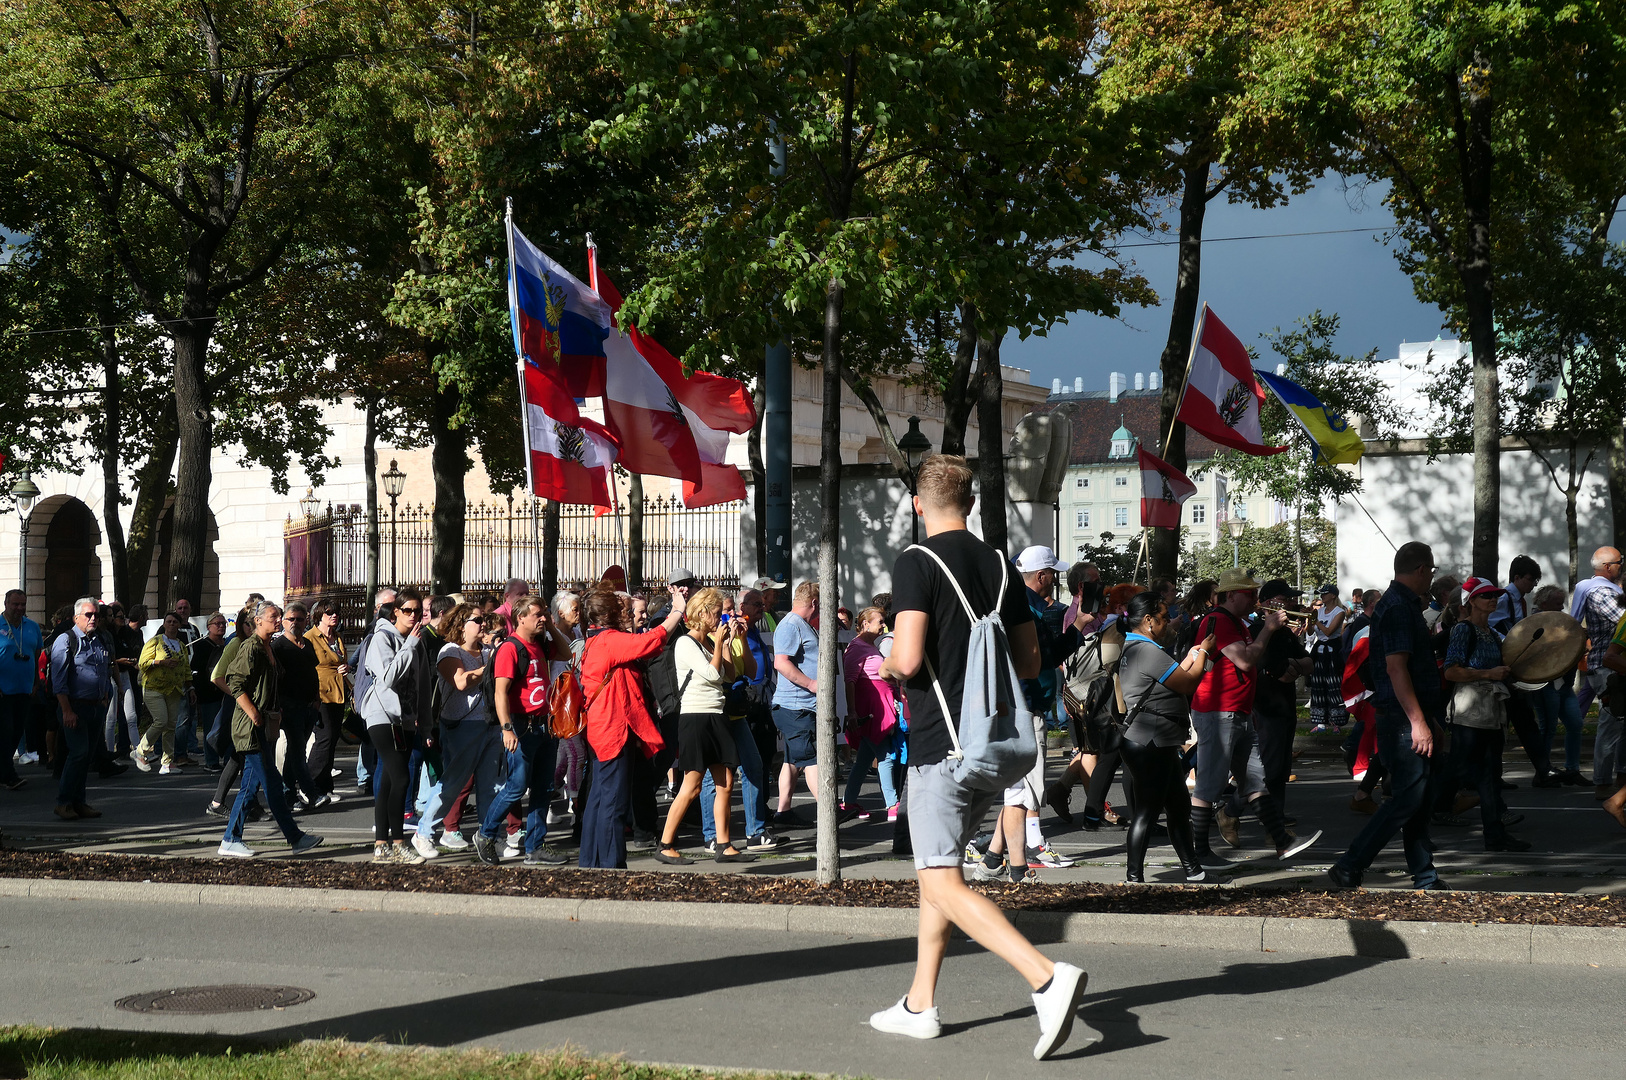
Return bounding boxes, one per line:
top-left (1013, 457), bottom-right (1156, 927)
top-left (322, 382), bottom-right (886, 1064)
top-left (1, 893), bottom-right (1621, 1079)
top-left (7, 733), bottom-right (1626, 893)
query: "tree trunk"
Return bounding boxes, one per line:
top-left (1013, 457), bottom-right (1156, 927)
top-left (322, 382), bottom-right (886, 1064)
top-left (815, 275), bottom-right (844, 886)
top-left (749, 360), bottom-right (767, 578)
top-left (542, 501), bottom-right (561, 600)
top-left (1459, 52), bottom-right (1499, 580)
top-left (1150, 155), bottom-right (1211, 582)
top-left (840, 367), bottom-right (907, 474)
top-left (97, 296), bottom-right (128, 604)
top-left (977, 328), bottom-right (1008, 554)
top-left (430, 378), bottom-right (466, 594)
top-left (168, 319), bottom-right (214, 609)
top-left (940, 302), bottom-right (979, 457)
top-left (628, 473), bottom-right (645, 592)
top-left (1610, 424), bottom-right (1626, 542)
top-left (122, 398), bottom-right (178, 608)
top-left (1566, 441), bottom-right (1583, 590)
top-left (364, 397), bottom-right (380, 605)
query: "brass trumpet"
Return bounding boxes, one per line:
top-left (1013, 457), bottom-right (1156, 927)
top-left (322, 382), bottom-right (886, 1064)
top-left (1258, 601), bottom-right (1312, 630)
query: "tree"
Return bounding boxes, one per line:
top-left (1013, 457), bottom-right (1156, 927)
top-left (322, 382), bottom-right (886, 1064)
top-left (1191, 518), bottom-right (1336, 591)
top-left (1095, 0), bottom-right (1351, 581)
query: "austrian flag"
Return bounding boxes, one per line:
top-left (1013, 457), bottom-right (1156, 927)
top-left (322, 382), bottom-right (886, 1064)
top-left (1174, 306), bottom-right (1286, 456)
top-left (1137, 448), bottom-right (1198, 528)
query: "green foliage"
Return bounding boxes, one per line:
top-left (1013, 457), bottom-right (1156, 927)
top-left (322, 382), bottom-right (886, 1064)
top-left (1076, 531), bottom-right (1142, 585)
top-left (1189, 518), bottom-right (1337, 592)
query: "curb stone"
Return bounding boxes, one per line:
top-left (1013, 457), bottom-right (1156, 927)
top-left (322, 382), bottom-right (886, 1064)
top-left (1, 876), bottom-right (1619, 966)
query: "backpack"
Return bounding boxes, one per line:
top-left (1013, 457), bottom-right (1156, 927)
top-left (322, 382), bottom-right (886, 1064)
top-left (647, 624), bottom-right (686, 719)
top-left (350, 629), bottom-right (375, 714)
top-left (906, 543), bottom-right (1038, 792)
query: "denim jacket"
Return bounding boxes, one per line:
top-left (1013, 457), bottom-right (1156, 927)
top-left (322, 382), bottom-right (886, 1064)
top-left (50, 628), bottom-right (112, 702)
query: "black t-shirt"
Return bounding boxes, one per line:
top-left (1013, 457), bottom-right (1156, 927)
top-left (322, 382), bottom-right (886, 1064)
top-left (271, 632), bottom-right (320, 705)
top-left (1250, 617), bottom-right (1308, 719)
top-left (190, 637), bottom-right (225, 703)
top-left (891, 531), bottom-right (1034, 767)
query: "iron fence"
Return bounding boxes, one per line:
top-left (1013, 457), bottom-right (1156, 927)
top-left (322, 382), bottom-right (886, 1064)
top-left (285, 495), bottom-right (744, 628)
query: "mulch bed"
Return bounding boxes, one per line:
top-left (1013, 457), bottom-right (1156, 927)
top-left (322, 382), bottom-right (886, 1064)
top-left (3, 849), bottom-right (1625, 926)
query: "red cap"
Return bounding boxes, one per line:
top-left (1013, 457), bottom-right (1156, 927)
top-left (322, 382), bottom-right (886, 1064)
top-left (1461, 577), bottom-right (1506, 603)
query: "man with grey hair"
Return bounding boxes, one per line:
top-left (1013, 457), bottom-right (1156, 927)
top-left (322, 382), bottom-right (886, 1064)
top-left (1575, 546), bottom-right (1626, 798)
top-left (50, 598), bottom-right (110, 820)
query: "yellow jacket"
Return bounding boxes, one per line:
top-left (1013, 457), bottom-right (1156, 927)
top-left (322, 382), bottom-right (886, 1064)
top-left (138, 634), bottom-right (191, 698)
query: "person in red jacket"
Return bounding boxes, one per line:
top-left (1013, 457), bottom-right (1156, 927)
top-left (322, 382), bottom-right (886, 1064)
top-left (577, 584), bottom-right (685, 868)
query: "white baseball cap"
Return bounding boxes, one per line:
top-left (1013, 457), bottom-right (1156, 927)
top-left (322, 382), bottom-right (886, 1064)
top-left (1015, 545), bottom-right (1070, 574)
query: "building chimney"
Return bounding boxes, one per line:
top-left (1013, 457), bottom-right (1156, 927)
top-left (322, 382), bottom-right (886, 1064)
top-left (1134, 372), bottom-right (1145, 391)
top-left (1108, 371), bottom-right (1127, 403)
top-left (1052, 377), bottom-right (1063, 395)
top-left (1073, 376), bottom-right (1083, 393)
top-left (1148, 370), bottom-right (1161, 390)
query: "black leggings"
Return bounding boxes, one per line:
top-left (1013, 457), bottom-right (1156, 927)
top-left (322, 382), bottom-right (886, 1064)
top-left (214, 748), bottom-right (245, 805)
top-left (308, 703), bottom-right (344, 798)
top-left (1119, 738), bottom-right (1198, 878)
top-left (368, 726), bottom-right (410, 842)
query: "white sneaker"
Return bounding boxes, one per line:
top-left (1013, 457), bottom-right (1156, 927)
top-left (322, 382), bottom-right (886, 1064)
top-left (412, 834), bottom-right (441, 860)
top-left (1032, 962), bottom-right (1090, 1060)
top-left (159, 764), bottom-right (176, 775)
top-left (502, 838), bottom-right (521, 860)
top-left (18, 752), bottom-right (38, 765)
top-left (1029, 844), bottom-right (1075, 869)
top-left (439, 831), bottom-right (471, 851)
top-left (869, 996), bottom-right (941, 1040)
top-left (218, 840), bottom-right (255, 858)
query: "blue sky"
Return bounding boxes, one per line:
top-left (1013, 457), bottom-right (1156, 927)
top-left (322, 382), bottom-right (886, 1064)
top-left (1003, 177), bottom-right (1457, 392)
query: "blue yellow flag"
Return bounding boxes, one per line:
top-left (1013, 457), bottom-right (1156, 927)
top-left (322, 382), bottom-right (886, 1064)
top-left (1254, 369), bottom-right (1365, 465)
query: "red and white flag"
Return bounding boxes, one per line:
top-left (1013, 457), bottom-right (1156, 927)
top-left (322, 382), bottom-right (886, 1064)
top-left (520, 361), bottom-right (619, 508)
top-left (1138, 448), bottom-right (1197, 528)
top-left (588, 246), bottom-right (756, 507)
top-left (1174, 306), bottom-right (1286, 456)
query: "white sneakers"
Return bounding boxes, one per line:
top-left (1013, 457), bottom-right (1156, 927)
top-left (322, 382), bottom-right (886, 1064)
top-left (1031, 962), bottom-right (1090, 1060)
top-left (439, 831), bottom-right (471, 851)
top-left (218, 840), bottom-right (255, 858)
top-left (870, 962), bottom-right (1095, 1060)
top-left (411, 834), bottom-right (441, 860)
top-left (869, 996), bottom-right (942, 1040)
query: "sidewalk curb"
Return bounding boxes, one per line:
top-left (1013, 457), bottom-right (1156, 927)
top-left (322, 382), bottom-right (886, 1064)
top-left (4, 875), bottom-right (1623, 966)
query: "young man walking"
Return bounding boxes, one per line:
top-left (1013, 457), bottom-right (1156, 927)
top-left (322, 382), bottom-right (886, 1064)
top-left (872, 454), bottom-right (1092, 1060)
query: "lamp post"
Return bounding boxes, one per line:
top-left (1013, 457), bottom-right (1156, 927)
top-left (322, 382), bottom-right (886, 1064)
top-left (897, 415), bottom-right (933, 544)
top-left (10, 473), bottom-right (39, 594)
top-left (382, 459), bottom-right (406, 585)
top-left (1226, 516), bottom-right (1247, 569)
top-left (298, 488), bottom-right (320, 596)
top-left (299, 486), bottom-right (320, 520)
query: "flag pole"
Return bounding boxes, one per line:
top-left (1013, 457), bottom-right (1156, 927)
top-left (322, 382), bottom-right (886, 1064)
top-left (1161, 302), bottom-right (1208, 460)
top-left (585, 231), bottom-right (626, 574)
top-left (507, 197), bottom-right (535, 502)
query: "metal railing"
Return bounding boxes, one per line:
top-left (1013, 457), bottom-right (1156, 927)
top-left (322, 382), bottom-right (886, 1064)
top-left (284, 495), bottom-right (744, 628)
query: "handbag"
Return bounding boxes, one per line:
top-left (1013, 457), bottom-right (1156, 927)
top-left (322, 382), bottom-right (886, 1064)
top-left (1081, 642), bottom-right (1167, 754)
top-left (1445, 679), bottom-right (1508, 730)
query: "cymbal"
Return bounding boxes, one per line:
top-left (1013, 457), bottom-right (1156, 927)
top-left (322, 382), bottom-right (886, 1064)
top-left (1502, 610), bottom-right (1586, 684)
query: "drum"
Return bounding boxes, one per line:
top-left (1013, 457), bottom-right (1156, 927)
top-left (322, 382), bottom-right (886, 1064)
top-left (1502, 610), bottom-right (1586, 684)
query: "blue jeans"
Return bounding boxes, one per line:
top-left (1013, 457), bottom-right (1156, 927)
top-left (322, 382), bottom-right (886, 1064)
top-left (1530, 680), bottom-right (1583, 774)
top-left (1335, 709), bottom-right (1438, 887)
top-left (202, 697), bottom-right (229, 769)
top-left (479, 727), bottom-right (557, 852)
top-left (223, 742), bottom-right (303, 845)
top-left (580, 744), bottom-right (636, 869)
top-left (56, 698), bottom-right (97, 807)
top-left (172, 693), bottom-right (198, 759)
top-left (843, 731), bottom-right (902, 810)
top-left (420, 721), bottom-right (501, 839)
top-left (700, 714), bottom-right (766, 842)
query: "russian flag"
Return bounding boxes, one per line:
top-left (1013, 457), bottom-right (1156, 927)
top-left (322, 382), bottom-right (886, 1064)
top-left (508, 223), bottom-right (610, 402)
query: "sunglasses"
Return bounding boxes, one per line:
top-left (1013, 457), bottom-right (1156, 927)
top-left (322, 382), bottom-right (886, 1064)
top-left (399, 607), bottom-right (421, 617)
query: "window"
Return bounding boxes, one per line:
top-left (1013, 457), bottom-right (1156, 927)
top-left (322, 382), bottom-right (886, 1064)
top-left (1075, 477), bottom-right (1090, 491)
top-left (1114, 474), bottom-right (1128, 488)
top-left (1191, 502), bottom-right (1207, 525)
top-left (1114, 506), bottom-right (1129, 527)
top-left (1076, 509), bottom-right (1091, 529)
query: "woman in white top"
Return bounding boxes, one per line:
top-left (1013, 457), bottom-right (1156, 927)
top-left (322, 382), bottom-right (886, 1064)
top-left (1308, 584), bottom-right (1349, 732)
top-left (655, 586), bottom-right (755, 865)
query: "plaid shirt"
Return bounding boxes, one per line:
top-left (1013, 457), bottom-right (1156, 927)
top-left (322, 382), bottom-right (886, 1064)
top-left (1369, 579), bottom-right (1441, 715)
top-left (1580, 578), bottom-right (1626, 669)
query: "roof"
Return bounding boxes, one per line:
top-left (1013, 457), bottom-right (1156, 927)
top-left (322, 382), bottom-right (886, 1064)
top-left (1035, 389), bottom-right (1223, 467)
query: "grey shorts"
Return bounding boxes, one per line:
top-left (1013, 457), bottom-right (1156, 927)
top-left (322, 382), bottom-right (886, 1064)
top-left (1191, 710), bottom-right (1267, 802)
top-left (1002, 715), bottom-right (1047, 809)
top-left (906, 758), bottom-right (1001, 870)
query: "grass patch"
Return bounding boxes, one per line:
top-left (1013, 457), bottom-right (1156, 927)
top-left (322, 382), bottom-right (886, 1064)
top-left (0, 1028), bottom-right (825, 1080)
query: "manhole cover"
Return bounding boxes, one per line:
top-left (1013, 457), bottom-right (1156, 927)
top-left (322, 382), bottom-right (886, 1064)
top-left (115, 985), bottom-right (316, 1014)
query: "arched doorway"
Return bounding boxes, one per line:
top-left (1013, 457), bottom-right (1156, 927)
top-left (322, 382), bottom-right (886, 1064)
top-left (151, 503), bottom-right (221, 614)
top-left (38, 498), bottom-right (102, 622)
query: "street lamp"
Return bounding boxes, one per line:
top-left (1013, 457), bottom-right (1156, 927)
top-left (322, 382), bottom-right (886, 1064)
top-left (299, 487), bottom-right (321, 521)
top-left (382, 459), bottom-right (406, 585)
top-left (1226, 516), bottom-right (1247, 568)
top-left (10, 473), bottom-right (38, 593)
top-left (897, 415), bottom-right (933, 543)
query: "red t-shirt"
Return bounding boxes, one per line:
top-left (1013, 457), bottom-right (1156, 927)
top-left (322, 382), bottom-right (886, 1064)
top-left (1190, 609), bottom-right (1256, 714)
top-left (494, 635), bottom-right (551, 727)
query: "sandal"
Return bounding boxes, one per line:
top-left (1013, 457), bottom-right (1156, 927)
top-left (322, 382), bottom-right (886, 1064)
top-left (653, 847), bottom-right (692, 865)
top-left (714, 846), bottom-right (758, 863)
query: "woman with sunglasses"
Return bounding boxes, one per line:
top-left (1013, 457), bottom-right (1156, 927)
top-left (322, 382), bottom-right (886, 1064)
top-left (359, 590), bottom-right (426, 864)
top-left (417, 603), bottom-right (494, 855)
top-left (304, 599), bottom-right (348, 809)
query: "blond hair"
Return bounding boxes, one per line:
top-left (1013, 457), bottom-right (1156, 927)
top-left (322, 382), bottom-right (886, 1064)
top-left (685, 586), bottom-right (725, 625)
top-left (915, 454), bottom-right (974, 513)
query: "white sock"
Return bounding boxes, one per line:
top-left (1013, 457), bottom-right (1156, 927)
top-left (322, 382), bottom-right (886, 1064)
top-left (1025, 815), bottom-right (1044, 850)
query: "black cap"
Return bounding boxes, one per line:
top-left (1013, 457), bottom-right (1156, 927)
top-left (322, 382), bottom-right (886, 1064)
top-left (1316, 582), bottom-right (1338, 595)
top-left (1259, 578), bottom-right (1299, 602)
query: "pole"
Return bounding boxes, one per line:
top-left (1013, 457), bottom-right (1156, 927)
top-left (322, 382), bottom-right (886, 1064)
top-left (16, 516), bottom-right (27, 593)
top-left (1232, 536), bottom-right (1239, 568)
top-left (763, 128), bottom-right (793, 598)
top-left (388, 493), bottom-right (399, 585)
top-left (1161, 303), bottom-right (1209, 460)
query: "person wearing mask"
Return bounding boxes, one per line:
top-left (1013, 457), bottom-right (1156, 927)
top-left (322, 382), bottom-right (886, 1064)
top-left (189, 612), bottom-right (228, 773)
top-left (1443, 577), bottom-right (1530, 851)
top-left (217, 600), bottom-right (324, 859)
top-left (134, 611), bottom-right (193, 774)
top-left (1329, 542), bottom-right (1448, 890)
top-left (1117, 591), bottom-right (1220, 882)
top-left (0, 589), bottom-right (41, 792)
top-left (654, 587), bottom-right (756, 864)
top-left (578, 585), bottom-right (685, 868)
top-left (304, 599), bottom-right (348, 807)
top-left (270, 603), bottom-right (321, 808)
top-left (50, 598), bottom-right (111, 820)
top-left (359, 591), bottom-right (426, 865)
top-left (419, 603), bottom-right (494, 857)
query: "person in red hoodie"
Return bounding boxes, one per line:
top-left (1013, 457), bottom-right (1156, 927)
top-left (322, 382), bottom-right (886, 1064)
top-left (577, 584), bottom-right (685, 868)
